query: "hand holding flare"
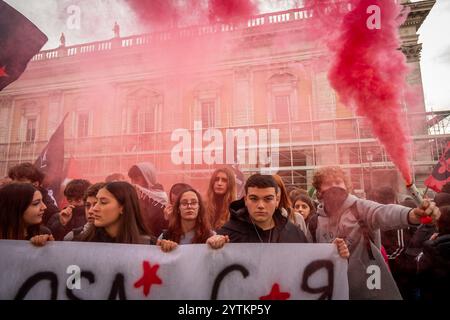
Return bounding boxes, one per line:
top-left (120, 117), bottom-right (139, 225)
top-left (406, 183), bottom-right (440, 225)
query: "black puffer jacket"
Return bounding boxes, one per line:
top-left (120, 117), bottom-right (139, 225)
top-left (217, 198), bottom-right (307, 243)
top-left (417, 234), bottom-right (450, 300)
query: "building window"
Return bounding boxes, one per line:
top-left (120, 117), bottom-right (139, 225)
top-left (201, 101), bottom-right (216, 128)
top-left (127, 90), bottom-right (162, 134)
top-left (129, 104), bottom-right (160, 133)
top-left (138, 104), bottom-right (159, 133)
top-left (268, 73), bottom-right (298, 123)
top-left (26, 118), bottom-right (36, 142)
top-left (77, 113), bottom-right (89, 138)
top-left (273, 95), bottom-right (291, 123)
top-left (193, 81), bottom-right (220, 129)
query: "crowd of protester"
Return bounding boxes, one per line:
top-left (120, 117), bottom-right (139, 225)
top-left (0, 162), bottom-right (448, 300)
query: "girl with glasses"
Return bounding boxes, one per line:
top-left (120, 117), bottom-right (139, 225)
top-left (158, 188), bottom-right (219, 252)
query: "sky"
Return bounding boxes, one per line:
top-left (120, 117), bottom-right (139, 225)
top-left (415, 0), bottom-right (450, 111)
top-left (4, 0), bottom-right (450, 111)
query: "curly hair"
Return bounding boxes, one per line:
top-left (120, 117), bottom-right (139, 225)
top-left (312, 166), bottom-right (352, 194)
top-left (7, 163), bottom-right (45, 185)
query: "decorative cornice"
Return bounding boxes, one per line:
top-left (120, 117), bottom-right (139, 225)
top-left (240, 33), bottom-right (274, 49)
top-left (401, 43), bottom-right (423, 62)
top-left (402, 0), bottom-right (436, 31)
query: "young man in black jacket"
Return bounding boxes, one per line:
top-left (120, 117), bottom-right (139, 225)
top-left (207, 174), bottom-right (349, 259)
top-left (215, 174), bottom-right (307, 243)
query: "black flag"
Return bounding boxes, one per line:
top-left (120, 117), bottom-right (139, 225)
top-left (425, 141), bottom-right (450, 192)
top-left (34, 114), bottom-right (68, 203)
top-left (230, 164), bottom-right (245, 199)
top-left (0, 0), bottom-right (48, 91)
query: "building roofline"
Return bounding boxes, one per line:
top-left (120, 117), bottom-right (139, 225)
top-left (30, 1), bottom-right (434, 64)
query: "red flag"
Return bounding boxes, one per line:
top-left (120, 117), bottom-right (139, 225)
top-left (34, 114), bottom-right (68, 203)
top-left (424, 142), bottom-right (450, 192)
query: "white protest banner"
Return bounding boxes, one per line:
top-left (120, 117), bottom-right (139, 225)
top-left (0, 240), bottom-right (348, 300)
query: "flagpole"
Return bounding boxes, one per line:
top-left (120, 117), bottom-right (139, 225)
top-left (423, 186), bottom-right (428, 199)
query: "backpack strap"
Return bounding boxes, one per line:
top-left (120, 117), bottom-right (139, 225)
top-left (349, 202), bottom-right (375, 260)
top-left (307, 214), bottom-right (318, 243)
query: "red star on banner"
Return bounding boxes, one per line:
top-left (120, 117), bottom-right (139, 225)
top-left (0, 66), bottom-right (8, 77)
top-left (259, 283), bottom-right (291, 300)
top-left (133, 261), bottom-right (162, 296)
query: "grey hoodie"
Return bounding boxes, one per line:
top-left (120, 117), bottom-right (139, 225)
top-left (133, 162), bottom-right (168, 206)
top-left (316, 194), bottom-right (414, 300)
top-left (131, 162), bottom-right (168, 236)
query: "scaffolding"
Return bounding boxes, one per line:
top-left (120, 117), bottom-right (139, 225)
top-left (1, 110), bottom-right (448, 193)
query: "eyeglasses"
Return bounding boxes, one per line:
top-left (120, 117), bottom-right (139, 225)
top-left (180, 201), bottom-right (199, 208)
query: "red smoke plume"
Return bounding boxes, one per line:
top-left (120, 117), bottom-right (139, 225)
top-left (325, 0), bottom-right (413, 183)
top-left (208, 0), bottom-right (258, 23)
top-left (126, 0), bottom-right (258, 28)
top-left (124, 0), bottom-right (414, 186)
top-left (125, 0), bottom-right (181, 28)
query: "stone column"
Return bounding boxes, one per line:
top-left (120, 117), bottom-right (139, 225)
top-left (0, 95), bottom-right (13, 144)
top-left (233, 66), bottom-right (253, 126)
top-left (47, 91), bottom-right (63, 138)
